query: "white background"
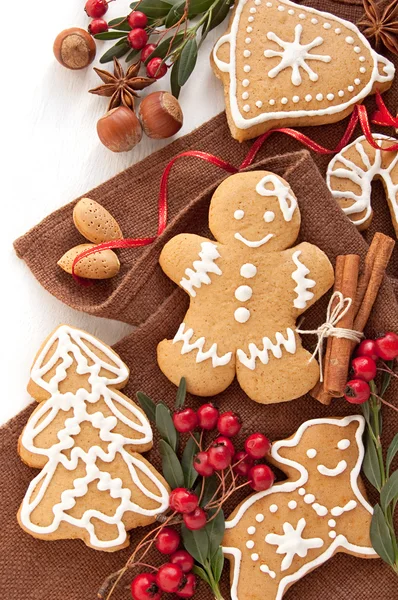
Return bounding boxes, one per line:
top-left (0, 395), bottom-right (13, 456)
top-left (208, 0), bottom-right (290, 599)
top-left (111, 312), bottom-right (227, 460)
top-left (2, 0), bottom-right (225, 424)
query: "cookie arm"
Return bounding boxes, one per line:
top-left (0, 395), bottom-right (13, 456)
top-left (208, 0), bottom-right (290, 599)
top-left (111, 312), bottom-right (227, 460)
top-left (287, 242), bottom-right (334, 315)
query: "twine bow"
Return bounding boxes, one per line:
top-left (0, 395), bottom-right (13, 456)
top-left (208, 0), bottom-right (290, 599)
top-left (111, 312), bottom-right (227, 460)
top-left (296, 292), bottom-right (363, 382)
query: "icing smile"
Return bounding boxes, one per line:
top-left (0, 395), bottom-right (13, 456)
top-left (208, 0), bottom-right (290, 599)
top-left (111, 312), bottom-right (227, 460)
top-left (317, 460), bottom-right (347, 477)
top-left (234, 232), bottom-right (274, 248)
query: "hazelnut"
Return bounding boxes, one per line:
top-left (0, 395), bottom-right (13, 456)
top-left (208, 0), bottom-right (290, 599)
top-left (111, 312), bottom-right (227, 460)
top-left (139, 92), bottom-right (183, 139)
top-left (97, 106), bottom-right (142, 152)
top-left (53, 28), bottom-right (96, 70)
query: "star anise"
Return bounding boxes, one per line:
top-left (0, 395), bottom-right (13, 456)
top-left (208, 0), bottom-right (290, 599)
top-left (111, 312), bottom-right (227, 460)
top-left (89, 57), bottom-right (156, 111)
top-left (357, 0), bottom-right (398, 55)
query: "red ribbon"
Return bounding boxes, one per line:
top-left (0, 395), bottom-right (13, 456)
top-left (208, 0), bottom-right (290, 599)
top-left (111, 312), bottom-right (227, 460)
top-left (71, 92), bottom-right (398, 284)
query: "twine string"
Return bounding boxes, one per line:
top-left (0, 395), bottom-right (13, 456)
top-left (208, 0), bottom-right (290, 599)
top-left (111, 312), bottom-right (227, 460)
top-left (296, 292), bottom-right (364, 382)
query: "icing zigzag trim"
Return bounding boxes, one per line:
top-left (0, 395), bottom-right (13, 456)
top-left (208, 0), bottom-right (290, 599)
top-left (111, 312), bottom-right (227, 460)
top-left (173, 323), bottom-right (232, 367)
top-left (180, 242), bottom-right (222, 297)
top-left (237, 328), bottom-right (296, 370)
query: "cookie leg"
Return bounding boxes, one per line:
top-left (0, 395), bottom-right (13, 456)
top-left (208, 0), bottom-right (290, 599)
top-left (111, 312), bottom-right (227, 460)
top-left (236, 345), bottom-right (320, 404)
top-left (157, 334), bottom-right (236, 396)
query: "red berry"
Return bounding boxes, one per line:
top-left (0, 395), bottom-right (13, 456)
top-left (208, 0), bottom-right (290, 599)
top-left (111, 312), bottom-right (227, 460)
top-left (183, 507), bottom-right (207, 530)
top-left (131, 573), bottom-right (161, 600)
top-left (344, 379), bottom-right (371, 404)
top-left (141, 43), bottom-right (157, 63)
top-left (232, 451), bottom-right (254, 477)
top-left (146, 57), bottom-right (167, 79)
top-left (88, 18), bottom-right (108, 34)
top-left (127, 28), bottom-right (148, 50)
top-left (355, 339), bottom-right (379, 361)
top-left (173, 408), bottom-right (198, 433)
top-left (176, 573), bottom-right (198, 598)
top-left (351, 356), bottom-right (377, 382)
top-left (156, 563), bottom-right (184, 593)
top-left (155, 526), bottom-right (180, 554)
top-left (85, 0), bottom-right (108, 18)
top-left (193, 451), bottom-right (214, 477)
top-left (169, 488), bottom-right (198, 514)
top-left (197, 403), bottom-right (219, 430)
top-left (217, 411), bottom-right (242, 437)
top-left (244, 433), bottom-right (271, 459)
top-left (208, 444), bottom-right (232, 470)
top-left (213, 436), bottom-right (235, 457)
top-left (248, 464), bottom-right (275, 491)
top-left (375, 332), bottom-right (398, 361)
top-left (170, 550), bottom-right (194, 573)
top-left (128, 10), bottom-right (148, 29)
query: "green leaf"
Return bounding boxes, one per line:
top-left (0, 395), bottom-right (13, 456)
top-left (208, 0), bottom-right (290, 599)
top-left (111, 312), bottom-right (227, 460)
top-left (188, 0), bottom-right (215, 15)
top-left (181, 525), bottom-right (209, 565)
top-left (178, 38), bottom-right (198, 86)
top-left (363, 433), bottom-right (382, 491)
top-left (108, 17), bottom-right (131, 31)
top-left (159, 440), bottom-right (184, 489)
top-left (361, 401), bottom-right (371, 425)
top-left (192, 565), bottom-right (211, 585)
top-left (211, 546), bottom-right (225, 583)
top-left (165, 0), bottom-right (186, 27)
top-left (370, 504), bottom-right (395, 566)
top-left (136, 392), bottom-right (156, 423)
top-left (100, 41), bottom-right (129, 64)
top-left (126, 48), bottom-right (140, 62)
top-left (204, 0), bottom-right (234, 34)
top-left (156, 403), bottom-right (178, 451)
top-left (170, 59), bottom-right (181, 98)
top-left (198, 474), bottom-right (219, 507)
top-left (94, 31), bottom-right (129, 40)
top-left (380, 360), bottom-right (394, 396)
top-left (175, 377), bottom-right (187, 409)
top-left (144, 32), bottom-right (185, 63)
top-left (138, 0), bottom-right (174, 18)
top-left (205, 509), bottom-right (225, 558)
top-left (182, 433), bottom-right (199, 489)
top-left (380, 470), bottom-right (398, 510)
top-left (387, 433), bottom-right (398, 475)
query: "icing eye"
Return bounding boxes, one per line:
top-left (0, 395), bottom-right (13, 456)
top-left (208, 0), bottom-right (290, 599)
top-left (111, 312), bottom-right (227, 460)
top-left (234, 209), bottom-right (245, 220)
top-left (263, 211), bottom-right (275, 223)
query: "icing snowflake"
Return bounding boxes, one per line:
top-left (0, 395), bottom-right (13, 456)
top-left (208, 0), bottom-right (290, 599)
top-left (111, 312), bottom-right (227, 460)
top-left (264, 24), bottom-right (331, 86)
top-left (265, 517), bottom-right (324, 570)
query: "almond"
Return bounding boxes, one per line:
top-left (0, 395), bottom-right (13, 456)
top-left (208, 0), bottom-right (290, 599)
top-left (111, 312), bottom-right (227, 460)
top-left (73, 198), bottom-right (123, 244)
top-left (57, 244), bottom-right (120, 279)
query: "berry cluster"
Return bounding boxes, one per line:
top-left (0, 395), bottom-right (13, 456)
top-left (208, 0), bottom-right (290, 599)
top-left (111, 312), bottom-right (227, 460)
top-left (131, 528), bottom-right (196, 600)
top-left (344, 332), bottom-right (398, 405)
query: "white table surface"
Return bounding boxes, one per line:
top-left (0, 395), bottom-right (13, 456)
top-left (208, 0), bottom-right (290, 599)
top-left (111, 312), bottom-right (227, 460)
top-left (2, 0), bottom-right (225, 425)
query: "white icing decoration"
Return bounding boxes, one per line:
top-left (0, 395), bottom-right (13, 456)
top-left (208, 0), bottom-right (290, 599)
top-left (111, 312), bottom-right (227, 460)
top-left (248, 526), bottom-right (256, 534)
top-left (269, 99), bottom-right (275, 106)
top-left (234, 209), bottom-right (245, 220)
top-left (245, 37), bottom-right (251, 44)
top-left (251, 553), bottom-right (259, 561)
top-left (304, 493), bottom-right (315, 504)
top-left (243, 105), bottom-right (250, 113)
top-left (288, 500), bottom-right (297, 509)
top-left (264, 210), bottom-right (275, 222)
top-left (299, 13), bottom-right (305, 19)
top-left (293, 95), bottom-right (300, 103)
top-left (360, 67), bottom-right (366, 74)
top-left (331, 500), bottom-right (357, 516)
top-left (173, 323), bottom-right (232, 367)
top-left (316, 93), bottom-right (323, 101)
top-left (328, 519), bottom-right (336, 527)
top-left (329, 531), bottom-right (337, 539)
top-left (278, 5), bottom-right (285, 10)
top-left (359, 56), bottom-right (365, 62)
top-left (223, 416), bottom-right (376, 600)
top-left (242, 79), bottom-right (250, 87)
top-left (242, 92), bottom-right (249, 100)
top-left (246, 26), bottom-right (253, 33)
top-left (338, 439), bottom-right (351, 450)
top-left (264, 24), bottom-right (331, 86)
top-left (250, 7), bottom-right (256, 13)
top-left (244, 65), bottom-right (251, 73)
top-left (248, 16), bottom-right (254, 22)
top-left (338, 90), bottom-right (344, 97)
top-left (291, 250), bottom-right (316, 309)
top-left (327, 134), bottom-right (398, 227)
top-left (246, 540), bottom-right (255, 549)
top-left (305, 94), bottom-right (312, 102)
top-left (265, 518), bottom-right (324, 571)
top-left (212, 1), bottom-right (395, 131)
top-left (269, 504), bottom-right (278, 513)
top-left (240, 263), bottom-right (257, 278)
top-left (260, 564), bottom-right (276, 578)
top-left (180, 241), bottom-right (221, 297)
top-left (306, 449), bottom-right (317, 458)
top-left (354, 46), bottom-right (361, 53)
top-left (256, 173), bottom-right (298, 221)
top-left (317, 460), bottom-right (347, 477)
top-left (237, 328), bottom-right (296, 370)
top-left (19, 326), bottom-right (169, 550)
top-left (281, 97), bottom-right (288, 105)
top-left (256, 513), bottom-right (265, 522)
top-left (256, 101), bottom-right (263, 108)
top-left (235, 285), bottom-right (253, 302)
top-left (298, 488), bottom-right (306, 496)
top-left (323, 23), bottom-right (331, 29)
top-left (311, 18), bottom-right (318, 24)
top-left (346, 36), bottom-right (354, 44)
top-left (327, 93), bottom-right (334, 101)
top-left (312, 503), bottom-right (328, 517)
top-left (288, 9), bottom-right (294, 15)
top-left (348, 85), bottom-right (354, 92)
top-left (354, 78), bottom-right (361, 85)
top-left (243, 50), bottom-right (251, 58)
top-left (234, 307), bottom-right (251, 323)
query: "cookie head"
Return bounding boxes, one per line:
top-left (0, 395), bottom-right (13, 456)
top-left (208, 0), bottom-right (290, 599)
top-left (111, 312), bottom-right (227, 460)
top-left (209, 171), bottom-right (300, 251)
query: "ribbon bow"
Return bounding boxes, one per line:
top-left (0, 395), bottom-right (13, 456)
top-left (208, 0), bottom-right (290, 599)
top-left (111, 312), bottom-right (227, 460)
top-left (372, 92), bottom-right (398, 129)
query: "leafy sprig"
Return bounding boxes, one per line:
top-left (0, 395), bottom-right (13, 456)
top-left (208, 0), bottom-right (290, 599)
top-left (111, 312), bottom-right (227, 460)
top-left (95, 0), bottom-right (234, 97)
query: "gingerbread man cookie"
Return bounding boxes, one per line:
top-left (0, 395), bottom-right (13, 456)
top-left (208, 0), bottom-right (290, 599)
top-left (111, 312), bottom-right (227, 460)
top-left (211, 0), bottom-right (394, 142)
top-left (327, 134), bottom-right (398, 237)
top-left (18, 325), bottom-right (170, 551)
top-left (157, 171), bottom-right (334, 403)
top-left (223, 415), bottom-right (377, 600)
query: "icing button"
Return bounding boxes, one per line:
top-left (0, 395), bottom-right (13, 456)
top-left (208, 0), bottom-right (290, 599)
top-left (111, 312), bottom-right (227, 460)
top-left (240, 263), bottom-right (257, 278)
top-left (235, 285), bottom-right (253, 302)
top-left (234, 307), bottom-right (251, 323)
top-left (255, 513), bottom-right (265, 522)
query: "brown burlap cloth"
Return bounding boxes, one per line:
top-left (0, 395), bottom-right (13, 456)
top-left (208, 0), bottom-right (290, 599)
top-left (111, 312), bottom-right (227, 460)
top-left (4, 1), bottom-right (398, 598)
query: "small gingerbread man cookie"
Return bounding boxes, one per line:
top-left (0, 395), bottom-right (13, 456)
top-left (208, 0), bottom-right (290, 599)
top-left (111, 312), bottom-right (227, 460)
top-left (18, 325), bottom-right (170, 551)
top-left (223, 415), bottom-right (377, 600)
top-left (157, 171), bottom-right (334, 403)
top-left (327, 134), bottom-right (398, 237)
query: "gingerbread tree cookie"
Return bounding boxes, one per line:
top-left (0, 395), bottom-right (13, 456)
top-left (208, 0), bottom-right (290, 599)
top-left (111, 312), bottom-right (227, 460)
top-left (157, 171), bottom-right (334, 403)
top-left (18, 325), bottom-right (170, 551)
top-left (223, 415), bottom-right (377, 600)
top-left (211, 0), bottom-right (394, 142)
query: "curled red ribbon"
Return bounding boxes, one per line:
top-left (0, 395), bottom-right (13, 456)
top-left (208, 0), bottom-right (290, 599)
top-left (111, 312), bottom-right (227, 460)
top-left (72, 92), bottom-right (398, 284)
